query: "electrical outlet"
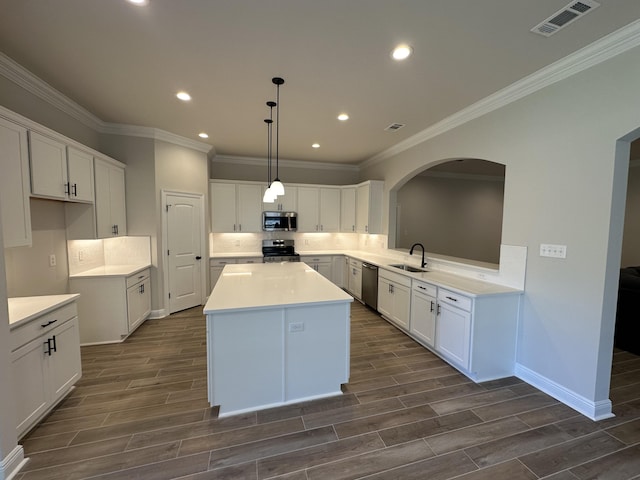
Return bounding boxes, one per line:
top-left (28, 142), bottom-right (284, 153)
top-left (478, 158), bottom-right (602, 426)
top-left (540, 244), bottom-right (567, 258)
top-left (289, 322), bottom-right (304, 333)
top-left (49, 254), bottom-right (57, 267)
top-left (78, 250), bottom-right (84, 262)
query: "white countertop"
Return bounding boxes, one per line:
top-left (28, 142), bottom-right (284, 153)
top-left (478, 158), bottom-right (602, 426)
top-left (204, 262), bottom-right (353, 314)
top-left (8, 294), bottom-right (80, 328)
top-left (210, 249), bottom-right (521, 297)
top-left (69, 264), bottom-right (151, 278)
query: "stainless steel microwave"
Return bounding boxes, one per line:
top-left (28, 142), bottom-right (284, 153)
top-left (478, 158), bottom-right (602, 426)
top-left (263, 211), bottom-right (297, 231)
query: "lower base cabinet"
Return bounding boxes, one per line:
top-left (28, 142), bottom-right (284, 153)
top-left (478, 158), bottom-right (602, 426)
top-left (377, 269), bottom-right (411, 330)
top-left (70, 268), bottom-right (151, 344)
top-left (410, 280), bottom-right (437, 347)
top-left (10, 300), bottom-right (81, 439)
top-left (347, 258), bottom-right (362, 300)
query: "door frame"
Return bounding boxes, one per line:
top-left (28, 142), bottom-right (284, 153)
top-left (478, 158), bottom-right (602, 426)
top-left (161, 189), bottom-right (207, 315)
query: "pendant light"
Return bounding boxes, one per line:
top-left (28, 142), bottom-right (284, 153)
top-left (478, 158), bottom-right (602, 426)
top-left (270, 77), bottom-right (285, 196)
top-left (263, 101), bottom-right (277, 203)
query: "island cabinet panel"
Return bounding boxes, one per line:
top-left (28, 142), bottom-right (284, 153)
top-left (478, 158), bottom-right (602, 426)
top-left (285, 304), bottom-right (350, 401)
top-left (209, 309), bottom-right (284, 414)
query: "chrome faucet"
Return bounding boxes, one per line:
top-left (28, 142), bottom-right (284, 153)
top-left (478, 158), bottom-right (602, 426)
top-left (409, 243), bottom-right (426, 268)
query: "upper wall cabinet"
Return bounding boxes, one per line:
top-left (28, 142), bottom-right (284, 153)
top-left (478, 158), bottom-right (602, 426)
top-left (340, 187), bottom-right (356, 233)
top-left (0, 117), bottom-right (32, 248)
top-left (262, 185), bottom-right (297, 212)
top-left (356, 180), bottom-right (384, 234)
top-left (210, 181), bottom-right (262, 233)
top-left (297, 186), bottom-right (341, 232)
top-left (29, 131), bottom-right (94, 203)
top-left (95, 157), bottom-right (127, 237)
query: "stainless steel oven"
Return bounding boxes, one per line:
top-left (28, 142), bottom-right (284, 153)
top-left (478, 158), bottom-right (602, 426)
top-left (262, 239), bottom-right (300, 263)
top-left (262, 211), bottom-right (297, 232)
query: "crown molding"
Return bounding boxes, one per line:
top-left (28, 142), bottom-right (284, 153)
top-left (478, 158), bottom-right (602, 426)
top-left (0, 52), bottom-right (104, 131)
top-left (101, 122), bottom-right (213, 153)
top-left (361, 19), bottom-right (640, 169)
top-left (212, 154), bottom-right (359, 172)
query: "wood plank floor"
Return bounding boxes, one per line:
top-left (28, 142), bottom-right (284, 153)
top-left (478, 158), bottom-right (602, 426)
top-left (16, 301), bottom-right (640, 480)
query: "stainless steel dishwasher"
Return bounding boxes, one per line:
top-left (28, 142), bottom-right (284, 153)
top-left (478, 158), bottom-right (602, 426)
top-left (361, 262), bottom-right (378, 310)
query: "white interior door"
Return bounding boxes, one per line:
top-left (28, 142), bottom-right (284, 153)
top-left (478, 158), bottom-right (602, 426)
top-left (167, 193), bottom-right (203, 314)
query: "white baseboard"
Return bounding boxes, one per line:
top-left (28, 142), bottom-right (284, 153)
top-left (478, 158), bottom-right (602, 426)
top-left (515, 363), bottom-right (614, 421)
top-left (149, 308), bottom-right (167, 319)
top-left (0, 445), bottom-right (27, 480)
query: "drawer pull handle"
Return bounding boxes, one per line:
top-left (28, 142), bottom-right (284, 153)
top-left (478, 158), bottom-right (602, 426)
top-left (430, 301), bottom-right (434, 312)
top-left (445, 296), bottom-right (458, 302)
top-left (41, 319), bottom-right (58, 328)
top-left (418, 285), bottom-right (426, 290)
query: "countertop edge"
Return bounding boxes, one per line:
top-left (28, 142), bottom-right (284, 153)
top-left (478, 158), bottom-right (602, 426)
top-left (69, 264), bottom-right (151, 278)
top-left (9, 293), bottom-right (80, 329)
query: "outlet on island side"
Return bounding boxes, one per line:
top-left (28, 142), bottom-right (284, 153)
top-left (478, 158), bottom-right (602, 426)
top-left (289, 322), bottom-right (304, 333)
top-left (49, 254), bottom-right (57, 267)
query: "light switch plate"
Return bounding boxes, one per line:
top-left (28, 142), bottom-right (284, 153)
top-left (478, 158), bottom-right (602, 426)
top-left (540, 244), bottom-right (567, 258)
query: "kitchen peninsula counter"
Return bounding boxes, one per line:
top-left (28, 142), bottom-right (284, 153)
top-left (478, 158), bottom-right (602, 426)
top-left (204, 262), bottom-right (353, 417)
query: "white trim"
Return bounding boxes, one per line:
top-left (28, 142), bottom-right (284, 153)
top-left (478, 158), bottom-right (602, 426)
top-left (0, 445), bottom-right (27, 480)
top-left (0, 52), bottom-right (104, 131)
top-left (149, 308), bottom-right (168, 319)
top-left (361, 19), bottom-right (640, 169)
top-left (419, 171), bottom-right (505, 182)
top-left (212, 154), bottom-right (359, 172)
top-left (161, 190), bottom-right (207, 315)
top-left (515, 363), bottom-right (614, 421)
top-left (101, 123), bottom-right (213, 154)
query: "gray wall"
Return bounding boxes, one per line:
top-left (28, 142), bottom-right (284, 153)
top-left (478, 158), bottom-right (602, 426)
top-left (3, 199), bottom-right (69, 297)
top-left (212, 158), bottom-right (360, 185)
top-left (396, 173), bottom-right (504, 264)
top-left (360, 45), bottom-right (640, 412)
top-left (622, 162), bottom-right (640, 267)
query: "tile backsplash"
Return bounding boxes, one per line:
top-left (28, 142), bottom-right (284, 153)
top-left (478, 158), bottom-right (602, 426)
top-left (68, 236), bottom-right (151, 275)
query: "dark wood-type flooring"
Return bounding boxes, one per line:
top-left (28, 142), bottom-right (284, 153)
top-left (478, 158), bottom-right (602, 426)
top-left (15, 301), bottom-right (640, 479)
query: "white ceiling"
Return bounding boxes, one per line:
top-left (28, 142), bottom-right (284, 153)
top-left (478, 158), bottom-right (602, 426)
top-left (1, 0), bottom-right (640, 165)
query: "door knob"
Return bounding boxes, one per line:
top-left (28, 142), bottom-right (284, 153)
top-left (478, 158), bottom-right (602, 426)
top-left (195, 256), bottom-right (202, 260)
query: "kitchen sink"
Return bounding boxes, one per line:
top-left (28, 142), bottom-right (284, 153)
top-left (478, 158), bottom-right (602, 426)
top-left (388, 264), bottom-right (428, 273)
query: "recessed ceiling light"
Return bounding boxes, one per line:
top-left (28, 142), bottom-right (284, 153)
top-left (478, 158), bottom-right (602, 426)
top-left (312, 143), bottom-right (320, 149)
top-left (337, 113), bottom-right (349, 121)
top-left (392, 44), bottom-right (413, 60)
top-left (127, 0), bottom-right (148, 5)
top-left (176, 91), bottom-right (191, 101)
top-left (198, 133), bottom-right (209, 139)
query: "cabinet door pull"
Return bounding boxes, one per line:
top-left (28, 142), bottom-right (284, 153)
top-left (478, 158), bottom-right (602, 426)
top-left (51, 335), bottom-right (57, 353)
top-left (437, 304), bottom-right (441, 315)
top-left (72, 183), bottom-right (78, 196)
top-left (41, 319), bottom-right (58, 328)
top-left (64, 182), bottom-right (70, 195)
top-left (445, 296), bottom-right (458, 302)
top-left (430, 301), bottom-right (434, 313)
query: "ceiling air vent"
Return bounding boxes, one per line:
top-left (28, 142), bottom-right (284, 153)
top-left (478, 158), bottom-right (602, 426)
top-left (384, 123), bottom-right (405, 132)
top-left (531, 0), bottom-right (600, 37)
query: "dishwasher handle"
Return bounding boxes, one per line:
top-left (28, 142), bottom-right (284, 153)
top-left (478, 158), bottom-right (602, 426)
top-left (362, 262), bottom-right (377, 270)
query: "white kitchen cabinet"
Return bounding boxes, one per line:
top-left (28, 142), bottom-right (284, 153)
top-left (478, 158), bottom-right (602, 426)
top-left (127, 272), bottom-right (151, 333)
top-left (70, 268), bottom-right (151, 344)
top-left (436, 289), bottom-right (472, 371)
top-left (10, 300), bottom-right (81, 439)
top-left (340, 187), bottom-right (356, 232)
top-left (300, 255), bottom-right (332, 280)
top-left (263, 185), bottom-right (297, 211)
top-left (356, 180), bottom-right (384, 234)
top-left (378, 268), bottom-right (411, 330)
top-left (29, 132), bottom-right (94, 203)
top-left (0, 117), bottom-right (32, 247)
top-left (297, 186), bottom-right (341, 232)
top-left (347, 257), bottom-right (362, 300)
top-left (210, 181), bottom-right (262, 232)
top-left (28, 131), bottom-right (68, 200)
top-left (332, 255), bottom-right (345, 287)
top-left (95, 157), bottom-right (127, 237)
top-left (410, 279), bottom-right (437, 347)
top-left (66, 147), bottom-right (95, 203)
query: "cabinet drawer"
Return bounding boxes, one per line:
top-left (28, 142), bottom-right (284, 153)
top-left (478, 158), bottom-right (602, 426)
top-left (210, 258), bottom-right (237, 267)
top-left (11, 302), bottom-right (77, 352)
top-left (413, 280), bottom-right (436, 297)
top-left (300, 256), bottom-right (331, 264)
top-left (126, 269), bottom-right (150, 289)
top-left (379, 269), bottom-right (411, 288)
top-left (236, 257), bottom-right (263, 264)
top-left (349, 258), bottom-right (361, 268)
top-left (438, 288), bottom-right (472, 312)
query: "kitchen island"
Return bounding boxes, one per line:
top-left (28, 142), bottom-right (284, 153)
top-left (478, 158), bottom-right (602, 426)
top-left (204, 262), bottom-right (353, 417)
